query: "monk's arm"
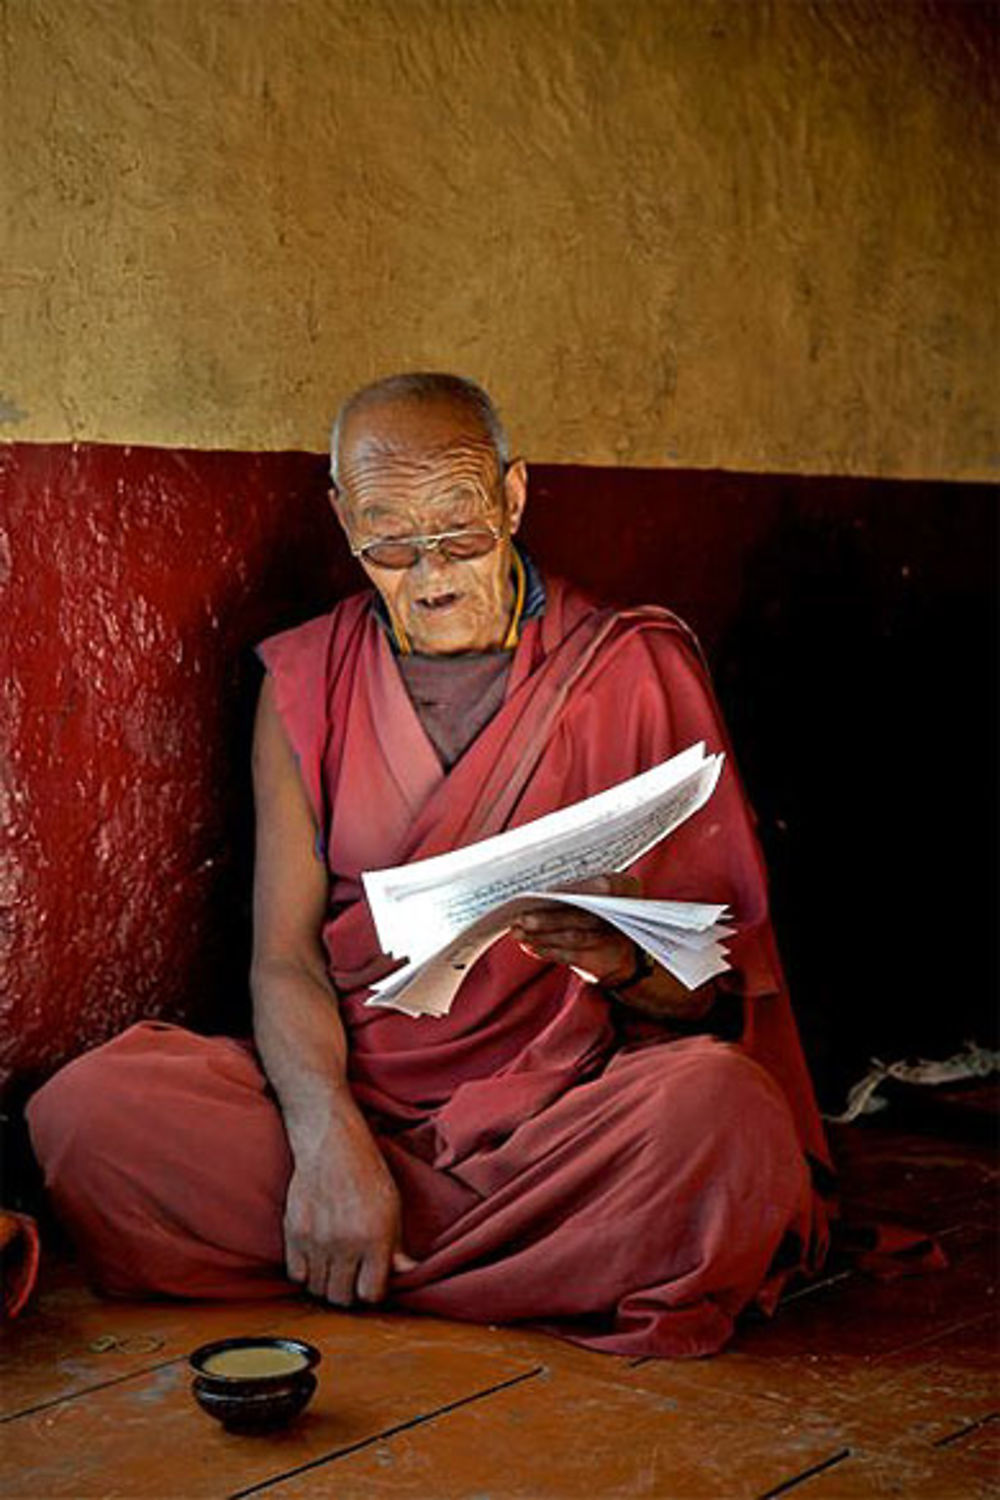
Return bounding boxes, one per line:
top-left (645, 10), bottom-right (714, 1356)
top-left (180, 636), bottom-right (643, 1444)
top-left (602, 950), bottom-right (717, 1023)
top-left (250, 675), bottom-right (411, 1305)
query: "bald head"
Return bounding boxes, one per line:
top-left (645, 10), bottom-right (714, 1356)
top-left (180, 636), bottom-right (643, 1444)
top-left (326, 373), bottom-right (527, 656)
top-left (329, 373), bottom-right (508, 489)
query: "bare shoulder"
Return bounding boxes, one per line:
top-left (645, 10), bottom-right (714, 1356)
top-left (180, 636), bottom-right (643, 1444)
top-left (251, 673), bottom-right (311, 805)
top-left (251, 673), bottom-right (328, 963)
top-left (252, 672), bottom-right (287, 769)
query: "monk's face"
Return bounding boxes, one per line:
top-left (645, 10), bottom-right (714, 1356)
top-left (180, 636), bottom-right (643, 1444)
top-left (332, 398), bottom-right (527, 655)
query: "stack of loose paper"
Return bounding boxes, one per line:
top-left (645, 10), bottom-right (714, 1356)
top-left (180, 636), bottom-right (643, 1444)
top-left (363, 741), bottom-right (733, 1018)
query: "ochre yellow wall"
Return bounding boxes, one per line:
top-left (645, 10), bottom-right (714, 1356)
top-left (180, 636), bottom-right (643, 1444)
top-left (2, 0), bottom-right (996, 478)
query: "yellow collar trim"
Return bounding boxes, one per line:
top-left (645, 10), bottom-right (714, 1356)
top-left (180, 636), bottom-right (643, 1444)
top-left (388, 602), bottom-right (413, 655)
top-left (502, 547), bottom-right (527, 649)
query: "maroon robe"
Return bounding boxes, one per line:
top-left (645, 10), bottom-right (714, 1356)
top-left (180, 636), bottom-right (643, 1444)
top-left (28, 574), bottom-right (830, 1357)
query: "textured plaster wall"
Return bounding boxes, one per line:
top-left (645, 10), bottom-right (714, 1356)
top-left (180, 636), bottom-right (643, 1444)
top-left (2, 0), bottom-right (997, 478)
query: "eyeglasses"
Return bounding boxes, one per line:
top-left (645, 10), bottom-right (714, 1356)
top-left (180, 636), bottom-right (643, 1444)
top-left (350, 523), bottom-right (504, 571)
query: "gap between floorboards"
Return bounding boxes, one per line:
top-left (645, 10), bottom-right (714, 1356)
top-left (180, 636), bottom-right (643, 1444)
top-left (226, 1365), bottom-right (547, 1500)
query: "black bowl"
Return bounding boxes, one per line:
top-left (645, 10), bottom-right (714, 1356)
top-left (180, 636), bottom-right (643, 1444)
top-left (189, 1337), bottom-right (321, 1432)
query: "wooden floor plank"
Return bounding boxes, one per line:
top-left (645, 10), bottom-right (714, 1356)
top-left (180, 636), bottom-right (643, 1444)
top-left (257, 1363), bottom-right (850, 1500)
top-left (0, 1285), bottom-right (290, 1420)
top-left (0, 1310), bottom-right (541, 1500)
top-left (781, 1437), bottom-right (998, 1498)
top-left (829, 1123), bottom-right (998, 1231)
top-left (615, 1216), bottom-right (997, 1430)
top-left (938, 1412), bottom-right (1000, 1486)
top-left (847, 1315), bottom-right (1000, 1448)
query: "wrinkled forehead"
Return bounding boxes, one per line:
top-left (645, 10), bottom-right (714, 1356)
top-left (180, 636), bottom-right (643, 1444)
top-left (337, 401), bottom-right (502, 524)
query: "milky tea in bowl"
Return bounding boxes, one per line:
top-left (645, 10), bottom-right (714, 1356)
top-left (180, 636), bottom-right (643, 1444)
top-left (189, 1337), bottom-right (321, 1432)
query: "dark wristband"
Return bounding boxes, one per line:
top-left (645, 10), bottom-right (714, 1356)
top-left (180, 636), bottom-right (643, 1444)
top-left (607, 941), bottom-right (656, 994)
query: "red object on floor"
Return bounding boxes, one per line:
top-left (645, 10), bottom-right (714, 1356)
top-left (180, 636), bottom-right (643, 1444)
top-left (0, 1211), bottom-right (40, 1319)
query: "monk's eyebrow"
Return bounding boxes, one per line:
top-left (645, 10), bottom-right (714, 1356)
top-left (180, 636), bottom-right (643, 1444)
top-left (359, 504), bottom-right (396, 523)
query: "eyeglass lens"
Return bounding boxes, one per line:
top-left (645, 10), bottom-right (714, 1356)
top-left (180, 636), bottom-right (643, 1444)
top-left (362, 528), bottom-right (499, 569)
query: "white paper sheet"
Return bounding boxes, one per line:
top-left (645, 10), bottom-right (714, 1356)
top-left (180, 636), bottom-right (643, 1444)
top-left (365, 889), bottom-right (732, 1017)
top-left (364, 742), bottom-right (723, 964)
top-left (361, 742), bottom-right (731, 1018)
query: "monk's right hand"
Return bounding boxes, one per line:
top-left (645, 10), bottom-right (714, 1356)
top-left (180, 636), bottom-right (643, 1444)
top-left (283, 1108), bottom-right (416, 1306)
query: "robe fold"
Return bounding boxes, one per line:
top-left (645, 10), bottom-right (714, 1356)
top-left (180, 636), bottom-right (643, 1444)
top-left (28, 573), bottom-right (831, 1358)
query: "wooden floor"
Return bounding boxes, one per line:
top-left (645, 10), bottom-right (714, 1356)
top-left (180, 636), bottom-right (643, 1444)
top-left (2, 1117), bottom-right (996, 1500)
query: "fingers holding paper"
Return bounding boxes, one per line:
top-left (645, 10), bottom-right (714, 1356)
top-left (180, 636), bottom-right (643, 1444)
top-left (510, 874), bottom-right (645, 986)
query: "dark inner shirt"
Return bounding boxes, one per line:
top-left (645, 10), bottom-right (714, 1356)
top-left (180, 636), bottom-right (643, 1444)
top-left (398, 650), bottom-right (513, 769)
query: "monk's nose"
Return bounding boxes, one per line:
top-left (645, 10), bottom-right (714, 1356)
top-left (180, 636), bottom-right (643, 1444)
top-left (413, 545), bottom-right (454, 579)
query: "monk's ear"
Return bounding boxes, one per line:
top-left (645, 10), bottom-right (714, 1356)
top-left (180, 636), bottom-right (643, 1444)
top-left (504, 459), bottom-right (528, 535)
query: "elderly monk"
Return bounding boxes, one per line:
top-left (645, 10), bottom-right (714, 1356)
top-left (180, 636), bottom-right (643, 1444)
top-left (28, 373), bottom-right (831, 1357)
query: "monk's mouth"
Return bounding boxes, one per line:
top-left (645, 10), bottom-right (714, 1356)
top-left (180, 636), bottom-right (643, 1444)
top-left (417, 593), bottom-right (462, 612)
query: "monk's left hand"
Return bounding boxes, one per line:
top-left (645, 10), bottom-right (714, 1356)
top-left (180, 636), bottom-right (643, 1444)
top-left (509, 873), bottom-right (643, 987)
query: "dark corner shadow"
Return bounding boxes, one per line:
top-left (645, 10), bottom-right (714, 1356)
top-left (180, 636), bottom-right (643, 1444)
top-left (710, 474), bottom-right (999, 1106)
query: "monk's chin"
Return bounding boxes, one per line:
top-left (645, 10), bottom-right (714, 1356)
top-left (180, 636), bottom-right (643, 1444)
top-left (408, 606), bottom-right (500, 654)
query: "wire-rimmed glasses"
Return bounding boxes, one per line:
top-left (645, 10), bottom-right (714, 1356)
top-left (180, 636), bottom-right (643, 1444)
top-left (350, 522), bottom-right (504, 570)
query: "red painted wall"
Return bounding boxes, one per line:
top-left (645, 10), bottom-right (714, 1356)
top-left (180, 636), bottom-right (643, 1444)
top-left (2, 443), bottom-right (996, 1101)
top-left (1, 444), bottom-right (348, 1093)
